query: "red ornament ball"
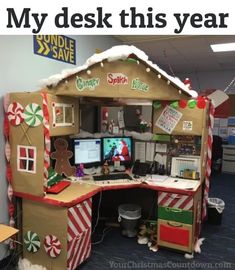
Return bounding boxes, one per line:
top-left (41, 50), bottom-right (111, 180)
top-left (179, 100), bottom-right (187, 108)
top-left (197, 97), bottom-right (206, 109)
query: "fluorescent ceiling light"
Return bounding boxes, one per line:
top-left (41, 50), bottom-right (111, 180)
top-left (211, 43), bottom-right (235, 52)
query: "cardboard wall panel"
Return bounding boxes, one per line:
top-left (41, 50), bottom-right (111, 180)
top-left (23, 200), bottom-right (68, 270)
top-left (9, 93), bottom-right (44, 196)
top-left (153, 102), bottom-right (208, 135)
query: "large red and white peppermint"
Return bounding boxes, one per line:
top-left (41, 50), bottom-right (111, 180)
top-left (44, 234), bottom-right (61, 258)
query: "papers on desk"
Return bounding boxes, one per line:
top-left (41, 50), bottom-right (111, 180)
top-left (145, 175), bottom-right (199, 190)
top-left (146, 174), bottom-right (168, 182)
top-left (162, 177), bottom-right (199, 190)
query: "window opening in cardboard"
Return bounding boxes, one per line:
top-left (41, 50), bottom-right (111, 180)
top-left (17, 145), bottom-right (37, 173)
top-left (52, 103), bottom-right (74, 127)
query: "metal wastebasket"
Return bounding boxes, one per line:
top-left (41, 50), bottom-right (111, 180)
top-left (207, 198), bottom-right (225, 225)
top-left (118, 204), bottom-right (141, 237)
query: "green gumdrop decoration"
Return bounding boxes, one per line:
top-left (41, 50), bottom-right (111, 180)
top-left (153, 101), bottom-right (161, 109)
top-left (188, 99), bottom-right (197, 108)
top-left (126, 58), bottom-right (137, 63)
top-left (170, 101), bottom-right (179, 109)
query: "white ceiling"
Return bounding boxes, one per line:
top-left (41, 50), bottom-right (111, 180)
top-left (114, 35), bottom-right (235, 76)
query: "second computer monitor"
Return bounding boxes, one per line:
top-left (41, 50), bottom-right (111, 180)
top-left (102, 136), bottom-right (132, 166)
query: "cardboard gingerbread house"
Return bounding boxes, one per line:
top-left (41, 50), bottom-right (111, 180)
top-left (5, 45), bottom-right (212, 269)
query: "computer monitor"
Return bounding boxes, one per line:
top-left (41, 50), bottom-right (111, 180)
top-left (73, 138), bottom-right (101, 167)
top-left (102, 136), bottom-right (133, 166)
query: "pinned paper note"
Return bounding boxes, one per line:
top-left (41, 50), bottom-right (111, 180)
top-left (183, 121), bottom-right (193, 131)
top-left (155, 106), bottom-right (182, 134)
top-left (154, 153), bottom-right (167, 166)
top-left (134, 142), bottom-right (146, 162)
top-left (155, 143), bottom-right (167, 153)
top-left (118, 110), bottom-right (125, 129)
top-left (146, 142), bottom-right (155, 161)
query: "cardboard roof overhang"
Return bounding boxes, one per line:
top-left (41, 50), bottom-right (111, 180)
top-left (41, 45), bottom-right (198, 101)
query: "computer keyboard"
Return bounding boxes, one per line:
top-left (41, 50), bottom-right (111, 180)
top-left (93, 173), bottom-right (133, 181)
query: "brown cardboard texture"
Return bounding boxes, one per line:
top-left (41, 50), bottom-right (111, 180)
top-left (9, 93), bottom-right (44, 196)
top-left (23, 199), bottom-right (68, 270)
top-left (50, 60), bottom-right (190, 100)
top-left (153, 102), bottom-right (208, 135)
top-left (46, 93), bottom-right (79, 136)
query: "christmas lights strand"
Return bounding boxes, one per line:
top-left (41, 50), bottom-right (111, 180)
top-left (224, 77), bottom-right (235, 93)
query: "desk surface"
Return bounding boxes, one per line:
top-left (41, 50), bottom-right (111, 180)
top-left (0, 224), bottom-right (19, 242)
top-left (15, 176), bottom-right (201, 207)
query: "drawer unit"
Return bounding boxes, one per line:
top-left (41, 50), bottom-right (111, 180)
top-left (158, 206), bottom-right (193, 224)
top-left (223, 147), bottom-right (235, 155)
top-left (158, 191), bottom-right (194, 211)
top-left (222, 160), bottom-right (235, 173)
top-left (157, 219), bottom-right (193, 252)
top-left (223, 154), bottom-right (235, 161)
top-left (222, 145), bottom-right (235, 174)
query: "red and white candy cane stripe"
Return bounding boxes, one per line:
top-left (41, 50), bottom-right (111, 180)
top-left (67, 198), bottom-right (92, 270)
top-left (3, 94), bottom-right (15, 249)
top-left (158, 192), bottom-right (193, 210)
top-left (202, 100), bottom-right (215, 220)
top-left (44, 235), bottom-right (61, 258)
top-left (40, 92), bottom-right (51, 188)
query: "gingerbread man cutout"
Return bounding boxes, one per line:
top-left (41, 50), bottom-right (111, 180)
top-left (50, 138), bottom-right (76, 177)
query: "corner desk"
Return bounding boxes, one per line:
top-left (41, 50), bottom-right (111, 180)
top-left (14, 176), bottom-right (202, 270)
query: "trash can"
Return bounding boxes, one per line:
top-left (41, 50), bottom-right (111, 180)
top-left (118, 204), bottom-right (141, 237)
top-left (207, 198), bottom-right (225, 225)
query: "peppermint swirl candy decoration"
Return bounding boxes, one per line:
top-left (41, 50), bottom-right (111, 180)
top-left (7, 102), bottom-right (24, 126)
top-left (24, 231), bottom-right (40, 253)
top-left (24, 103), bottom-right (43, 127)
top-left (44, 234), bottom-right (61, 258)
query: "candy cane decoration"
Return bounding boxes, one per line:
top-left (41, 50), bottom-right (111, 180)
top-left (4, 95), bottom-right (15, 249)
top-left (202, 100), bottom-right (215, 220)
top-left (44, 235), bottom-right (61, 258)
top-left (41, 92), bottom-right (51, 188)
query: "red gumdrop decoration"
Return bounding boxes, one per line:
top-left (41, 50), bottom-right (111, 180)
top-left (8, 203), bottom-right (14, 216)
top-left (4, 116), bottom-right (9, 137)
top-left (6, 164), bottom-right (12, 183)
top-left (162, 101), bottom-right (169, 107)
top-left (179, 100), bottom-right (187, 108)
top-left (197, 97), bottom-right (206, 109)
